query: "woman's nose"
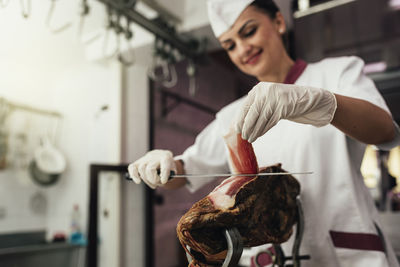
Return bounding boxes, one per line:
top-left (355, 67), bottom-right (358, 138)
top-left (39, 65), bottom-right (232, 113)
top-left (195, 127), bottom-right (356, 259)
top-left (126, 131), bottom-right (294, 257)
top-left (237, 41), bottom-right (252, 57)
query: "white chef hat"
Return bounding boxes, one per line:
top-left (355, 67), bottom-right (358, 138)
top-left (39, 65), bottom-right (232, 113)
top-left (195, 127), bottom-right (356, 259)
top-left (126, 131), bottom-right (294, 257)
top-left (207, 0), bottom-right (254, 37)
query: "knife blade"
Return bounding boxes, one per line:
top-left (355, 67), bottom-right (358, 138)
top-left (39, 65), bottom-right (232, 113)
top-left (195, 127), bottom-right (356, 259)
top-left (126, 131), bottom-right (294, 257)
top-left (169, 171), bottom-right (313, 178)
top-left (124, 171), bottom-right (313, 181)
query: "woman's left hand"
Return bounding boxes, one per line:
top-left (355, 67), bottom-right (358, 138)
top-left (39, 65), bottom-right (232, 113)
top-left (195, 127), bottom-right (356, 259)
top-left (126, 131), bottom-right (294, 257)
top-left (235, 82), bottom-right (337, 142)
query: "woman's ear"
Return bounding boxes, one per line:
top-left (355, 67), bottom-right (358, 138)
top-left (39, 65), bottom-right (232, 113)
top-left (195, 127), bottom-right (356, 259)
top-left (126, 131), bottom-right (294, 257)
top-left (274, 12), bottom-right (286, 34)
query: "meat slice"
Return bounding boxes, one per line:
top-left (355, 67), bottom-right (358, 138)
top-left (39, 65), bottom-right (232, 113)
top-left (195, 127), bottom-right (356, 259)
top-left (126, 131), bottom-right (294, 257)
top-left (224, 129), bottom-right (258, 175)
top-left (176, 131), bottom-right (300, 267)
top-left (207, 131), bottom-right (258, 210)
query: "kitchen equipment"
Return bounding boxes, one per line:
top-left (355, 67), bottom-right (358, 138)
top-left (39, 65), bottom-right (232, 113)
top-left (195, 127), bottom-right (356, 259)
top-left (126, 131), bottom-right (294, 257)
top-left (169, 171), bottom-right (313, 179)
top-left (34, 137), bottom-right (66, 175)
top-left (124, 171), bottom-right (313, 181)
top-left (185, 196), bottom-right (311, 267)
top-left (29, 160), bottom-right (60, 186)
top-left (28, 137), bottom-right (66, 186)
top-left (185, 228), bottom-right (243, 267)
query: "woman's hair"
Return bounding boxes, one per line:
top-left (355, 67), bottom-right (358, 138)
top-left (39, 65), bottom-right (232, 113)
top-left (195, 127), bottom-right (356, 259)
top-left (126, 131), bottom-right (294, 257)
top-left (250, 0), bottom-right (280, 19)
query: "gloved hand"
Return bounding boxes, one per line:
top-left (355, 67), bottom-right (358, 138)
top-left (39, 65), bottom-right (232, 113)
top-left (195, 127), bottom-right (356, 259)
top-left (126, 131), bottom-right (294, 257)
top-left (128, 149), bottom-right (177, 189)
top-left (235, 82), bottom-right (337, 143)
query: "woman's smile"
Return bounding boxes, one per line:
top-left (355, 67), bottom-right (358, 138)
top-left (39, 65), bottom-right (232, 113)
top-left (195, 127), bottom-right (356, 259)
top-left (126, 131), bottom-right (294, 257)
top-left (244, 49), bottom-right (263, 65)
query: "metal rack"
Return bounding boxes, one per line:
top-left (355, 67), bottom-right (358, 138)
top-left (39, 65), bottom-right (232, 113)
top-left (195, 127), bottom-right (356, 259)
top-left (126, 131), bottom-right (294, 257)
top-left (95, 0), bottom-right (203, 59)
top-left (0, 97), bottom-right (62, 118)
top-left (184, 197), bottom-right (310, 267)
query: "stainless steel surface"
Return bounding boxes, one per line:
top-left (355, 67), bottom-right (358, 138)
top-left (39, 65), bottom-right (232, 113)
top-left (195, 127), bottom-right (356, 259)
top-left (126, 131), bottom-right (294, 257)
top-left (222, 228), bottom-right (243, 267)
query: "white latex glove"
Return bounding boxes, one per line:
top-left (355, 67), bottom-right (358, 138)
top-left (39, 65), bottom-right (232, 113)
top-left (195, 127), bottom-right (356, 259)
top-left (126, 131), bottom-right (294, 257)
top-left (235, 82), bottom-right (337, 143)
top-left (127, 149), bottom-right (177, 189)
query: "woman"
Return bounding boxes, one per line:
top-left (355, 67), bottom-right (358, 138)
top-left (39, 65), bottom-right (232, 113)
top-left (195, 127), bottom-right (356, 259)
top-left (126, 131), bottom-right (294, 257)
top-left (128, 0), bottom-right (400, 266)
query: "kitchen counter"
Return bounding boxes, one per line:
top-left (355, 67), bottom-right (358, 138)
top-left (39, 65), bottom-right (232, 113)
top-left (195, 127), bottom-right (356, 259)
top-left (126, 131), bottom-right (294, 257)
top-left (0, 231), bottom-right (85, 267)
top-left (0, 242), bottom-right (84, 256)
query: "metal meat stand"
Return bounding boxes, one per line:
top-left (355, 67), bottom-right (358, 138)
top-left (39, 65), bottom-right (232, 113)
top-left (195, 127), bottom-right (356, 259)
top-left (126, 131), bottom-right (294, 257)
top-left (186, 196), bottom-right (310, 267)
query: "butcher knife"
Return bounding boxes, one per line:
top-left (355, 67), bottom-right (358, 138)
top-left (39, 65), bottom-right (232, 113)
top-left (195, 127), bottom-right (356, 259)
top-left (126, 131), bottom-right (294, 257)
top-left (125, 170), bottom-right (313, 181)
top-left (168, 171), bottom-right (313, 178)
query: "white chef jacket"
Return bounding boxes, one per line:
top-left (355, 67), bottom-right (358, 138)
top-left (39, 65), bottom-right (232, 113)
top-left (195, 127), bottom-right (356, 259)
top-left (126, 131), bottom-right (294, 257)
top-left (176, 56), bottom-right (400, 267)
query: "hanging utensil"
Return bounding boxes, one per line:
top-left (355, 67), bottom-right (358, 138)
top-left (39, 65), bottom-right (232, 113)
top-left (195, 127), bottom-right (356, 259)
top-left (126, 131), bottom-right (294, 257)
top-left (46, 0), bottom-right (72, 33)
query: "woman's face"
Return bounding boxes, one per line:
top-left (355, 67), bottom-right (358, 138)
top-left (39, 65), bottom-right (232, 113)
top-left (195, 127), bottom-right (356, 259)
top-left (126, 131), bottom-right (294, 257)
top-left (218, 5), bottom-right (287, 80)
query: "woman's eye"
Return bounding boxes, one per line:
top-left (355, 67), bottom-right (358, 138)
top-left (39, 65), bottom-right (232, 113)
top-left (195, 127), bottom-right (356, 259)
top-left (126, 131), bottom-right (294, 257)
top-left (244, 27), bottom-right (256, 37)
top-left (222, 43), bottom-right (235, 51)
top-left (226, 44), bottom-right (235, 51)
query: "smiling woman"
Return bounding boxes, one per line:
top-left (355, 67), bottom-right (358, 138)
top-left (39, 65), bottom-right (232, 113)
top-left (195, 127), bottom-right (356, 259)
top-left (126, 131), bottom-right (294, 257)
top-left (128, 0), bottom-right (400, 266)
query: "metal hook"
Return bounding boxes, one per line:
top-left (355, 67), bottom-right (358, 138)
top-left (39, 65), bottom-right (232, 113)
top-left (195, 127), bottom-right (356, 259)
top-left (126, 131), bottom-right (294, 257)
top-left (222, 228), bottom-right (243, 267)
top-left (77, 0), bottom-right (96, 43)
top-left (185, 228), bottom-right (243, 267)
top-left (147, 56), bottom-right (178, 88)
top-left (117, 37), bottom-right (135, 67)
top-left (292, 196), bottom-right (306, 267)
top-left (161, 43), bottom-right (177, 87)
top-left (114, 12), bottom-right (124, 35)
top-left (147, 37), bottom-right (180, 86)
top-left (20, 0), bottom-right (31, 18)
top-left (79, 28), bottom-right (103, 45)
top-left (161, 63), bottom-right (177, 88)
top-left (102, 6), bottom-right (119, 59)
top-left (102, 28), bottom-right (119, 59)
top-left (46, 0), bottom-right (72, 33)
top-left (46, 111), bottom-right (63, 145)
top-left (147, 56), bottom-right (169, 82)
top-left (117, 19), bottom-right (135, 66)
top-left (122, 19), bottom-right (134, 40)
top-left (79, 0), bottom-right (90, 16)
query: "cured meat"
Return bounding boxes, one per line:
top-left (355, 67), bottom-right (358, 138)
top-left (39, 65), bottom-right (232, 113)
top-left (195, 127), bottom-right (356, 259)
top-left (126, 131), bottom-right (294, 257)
top-left (224, 129), bottom-right (259, 175)
top-left (208, 131), bottom-right (259, 210)
top-left (176, 131), bottom-right (300, 267)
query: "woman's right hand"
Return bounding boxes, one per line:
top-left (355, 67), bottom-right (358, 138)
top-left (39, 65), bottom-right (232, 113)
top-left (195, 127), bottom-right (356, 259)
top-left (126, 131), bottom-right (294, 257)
top-left (127, 149), bottom-right (177, 189)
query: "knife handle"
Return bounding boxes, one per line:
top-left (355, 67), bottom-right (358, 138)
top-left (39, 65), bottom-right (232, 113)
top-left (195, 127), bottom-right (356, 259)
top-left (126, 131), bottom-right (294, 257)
top-left (158, 169), bottom-right (176, 180)
top-left (124, 170), bottom-right (176, 181)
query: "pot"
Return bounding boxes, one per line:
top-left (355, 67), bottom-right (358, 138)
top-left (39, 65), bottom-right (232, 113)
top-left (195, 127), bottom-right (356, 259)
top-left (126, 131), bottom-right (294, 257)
top-left (29, 137), bottom-right (66, 186)
top-left (34, 138), bottom-right (66, 175)
top-left (29, 160), bottom-right (60, 186)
